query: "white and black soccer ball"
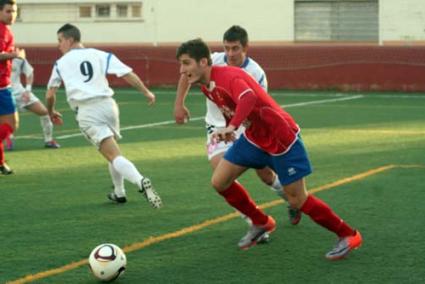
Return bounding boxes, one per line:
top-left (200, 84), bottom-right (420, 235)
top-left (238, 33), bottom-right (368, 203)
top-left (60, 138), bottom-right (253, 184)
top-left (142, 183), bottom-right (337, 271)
top-left (88, 243), bottom-right (127, 282)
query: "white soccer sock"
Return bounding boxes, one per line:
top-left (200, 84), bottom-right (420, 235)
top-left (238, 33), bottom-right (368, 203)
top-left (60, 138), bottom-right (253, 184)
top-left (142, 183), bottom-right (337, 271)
top-left (270, 176), bottom-right (288, 201)
top-left (112, 155), bottom-right (144, 189)
top-left (40, 115), bottom-right (53, 142)
top-left (108, 163), bottom-right (126, 197)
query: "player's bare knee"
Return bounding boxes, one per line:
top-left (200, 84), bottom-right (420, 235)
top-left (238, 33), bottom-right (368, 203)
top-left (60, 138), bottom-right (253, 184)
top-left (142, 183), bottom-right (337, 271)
top-left (210, 175), bottom-right (232, 192)
top-left (284, 185), bottom-right (308, 209)
top-left (282, 195), bottom-right (300, 209)
top-left (210, 177), bottom-right (223, 192)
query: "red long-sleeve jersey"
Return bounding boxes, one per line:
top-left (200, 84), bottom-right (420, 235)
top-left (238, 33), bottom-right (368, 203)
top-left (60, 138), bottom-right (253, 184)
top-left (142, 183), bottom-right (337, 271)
top-left (201, 66), bottom-right (300, 155)
top-left (0, 22), bottom-right (14, 88)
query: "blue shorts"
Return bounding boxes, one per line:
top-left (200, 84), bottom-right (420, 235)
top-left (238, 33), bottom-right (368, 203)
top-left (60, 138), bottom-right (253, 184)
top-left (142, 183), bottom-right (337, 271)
top-left (0, 88), bottom-right (16, 115)
top-left (224, 135), bottom-right (313, 186)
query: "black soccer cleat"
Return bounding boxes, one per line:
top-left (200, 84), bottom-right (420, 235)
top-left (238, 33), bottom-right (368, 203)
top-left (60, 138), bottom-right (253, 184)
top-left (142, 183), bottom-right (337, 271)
top-left (0, 163), bottom-right (13, 175)
top-left (107, 192), bottom-right (127, 203)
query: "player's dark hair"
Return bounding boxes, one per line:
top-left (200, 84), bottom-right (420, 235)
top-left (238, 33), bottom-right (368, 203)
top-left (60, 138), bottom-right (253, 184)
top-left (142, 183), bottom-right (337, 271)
top-left (0, 0), bottom-right (16, 10)
top-left (57, 23), bottom-right (81, 42)
top-left (223, 25), bottom-right (249, 47)
top-left (176, 38), bottom-right (212, 65)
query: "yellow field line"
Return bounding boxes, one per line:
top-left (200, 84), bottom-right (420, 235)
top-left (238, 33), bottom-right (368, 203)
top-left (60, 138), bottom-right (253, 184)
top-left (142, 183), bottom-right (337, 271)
top-left (307, 129), bottom-right (425, 136)
top-left (7, 164), bottom-right (424, 284)
top-left (258, 164), bottom-right (398, 210)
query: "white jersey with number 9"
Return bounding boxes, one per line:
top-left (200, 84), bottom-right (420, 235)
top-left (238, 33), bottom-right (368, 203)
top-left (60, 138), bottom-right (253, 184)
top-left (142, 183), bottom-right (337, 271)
top-left (47, 48), bottom-right (132, 109)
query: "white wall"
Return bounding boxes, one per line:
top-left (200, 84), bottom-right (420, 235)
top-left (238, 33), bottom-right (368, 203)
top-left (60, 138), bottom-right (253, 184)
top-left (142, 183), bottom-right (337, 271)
top-left (380, 0), bottom-right (425, 43)
top-left (10, 0), bottom-right (425, 45)
top-left (152, 0), bottom-right (293, 44)
top-left (12, 0), bottom-right (294, 45)
top-left (12, 0), bottom-right (152, 44)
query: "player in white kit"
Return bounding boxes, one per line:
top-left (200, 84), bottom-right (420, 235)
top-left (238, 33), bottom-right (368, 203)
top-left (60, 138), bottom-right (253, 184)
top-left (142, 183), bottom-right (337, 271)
top-left (5, 58), bottom-right (60, 149)
top-left (174, 26), bottom-right (301, 227)
top-left (46, 23), bottom-right (162, 208)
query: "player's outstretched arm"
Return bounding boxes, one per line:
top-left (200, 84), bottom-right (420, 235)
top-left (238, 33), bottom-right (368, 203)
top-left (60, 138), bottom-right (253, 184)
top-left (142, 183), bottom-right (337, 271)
top-left (122, 72), bottom-right (155, 106)
top-left (46, 87), bottom-right (63, 125)
top-left (174, 74), bottom-right (191, 124)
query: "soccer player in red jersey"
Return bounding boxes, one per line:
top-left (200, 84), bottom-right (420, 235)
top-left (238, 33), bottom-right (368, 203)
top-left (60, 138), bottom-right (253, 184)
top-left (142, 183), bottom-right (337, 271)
top-left (174, 26), bottom-right (301, 229)
top-left (0, 0), bottom-right (25, 175)
top-left (176, 38), bottom-right (362, 259)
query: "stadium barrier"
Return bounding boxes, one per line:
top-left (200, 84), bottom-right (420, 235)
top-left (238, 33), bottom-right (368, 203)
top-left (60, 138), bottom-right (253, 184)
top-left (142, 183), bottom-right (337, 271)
top-left (23, 44), bottom-right (425, 91)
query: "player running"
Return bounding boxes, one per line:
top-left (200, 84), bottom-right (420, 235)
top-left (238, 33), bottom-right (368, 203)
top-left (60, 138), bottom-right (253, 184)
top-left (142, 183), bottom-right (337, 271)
top-left (46, 23), bottom-right (162, 208)
top-left (174, 26), bottom-right (301, 229)
top-left (0, 0), bottom-right (25, 175)
top-left (5, 58), bottom-right (60, 150)
top-left (176, 38), bottom-right (362, 259)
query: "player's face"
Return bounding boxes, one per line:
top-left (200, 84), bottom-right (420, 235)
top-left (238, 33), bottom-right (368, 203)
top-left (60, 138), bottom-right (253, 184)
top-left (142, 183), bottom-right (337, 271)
top-left (0, 4), bottom-right (17, 25)
top-left (57, 33), bottom-right (73, 54)
top-left (179, 54), bottom-right (208, 85)
top-left (223, 40), bottom-right (247, 67)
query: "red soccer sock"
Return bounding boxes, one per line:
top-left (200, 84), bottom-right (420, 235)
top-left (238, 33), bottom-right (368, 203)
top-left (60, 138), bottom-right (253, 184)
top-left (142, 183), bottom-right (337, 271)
top-left (219, 181), bottom-right (269, 226)
top-left (0, 142), bottom-right (4, 165)
top-left (301, 195), bottom-right (355, 238)
top-left (0, 123), bottom-right (13, 165)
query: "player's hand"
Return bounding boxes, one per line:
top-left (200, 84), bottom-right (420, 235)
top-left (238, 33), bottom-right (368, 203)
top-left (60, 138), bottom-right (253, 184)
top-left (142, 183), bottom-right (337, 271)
top-left (174, 105), bottom-right (190, 124)
top-left (50, 111), bottom-right (63, 126)
top-left (144, 91), bottom-right (156, 106)
top-left (212, 126), bottom-right (236, 143)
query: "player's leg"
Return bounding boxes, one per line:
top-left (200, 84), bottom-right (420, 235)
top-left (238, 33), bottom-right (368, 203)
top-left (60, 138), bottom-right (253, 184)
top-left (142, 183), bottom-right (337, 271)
top-left (0, 89), bottom-right (19, 174)
top-left (208, 130), bottom-right (269, 231)
top-left (255, 167), bottom-right (302, 225)
top-left (78, 98), bottom-right (161, 207)
top-left (97, 135), bottom-right (161, 208)
top-left (0, 114), bottom-right (17, 174)
top-left (213, 136), bottom-right (276, 249)
top-left (25, 100), bottom-right (60, 148)
top-left (212, 159), bottom-right (275, 249)
top-left (107, 160), bottom-right (126, 203)
top-left (99, 136), bottom-right (139, 181)
top-left (272, 137), bottom-right (361, 260)
top-left (79, 98), bottom-right (143, 188)
top-left (284, 178), bottom-right (362, 260)
top-left (3, 132), bottom-right (14, 151)
top-left (212, 158), bottom-right (269, 225)
top-left (210, 145), bottom-right (270, 233)
top-left (3, 90), bottom-right (26, 151)
top-left (95, 136), bottom-right (126, 203)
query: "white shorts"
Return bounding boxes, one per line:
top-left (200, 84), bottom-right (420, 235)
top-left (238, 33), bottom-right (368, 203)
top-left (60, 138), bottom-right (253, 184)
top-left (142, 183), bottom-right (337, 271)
top-left (76, 97), bottom-right (121, 148)
top-left (206, 124), bottom-right (245, 160)
top-left (13, 91), bottom-right (40, 112)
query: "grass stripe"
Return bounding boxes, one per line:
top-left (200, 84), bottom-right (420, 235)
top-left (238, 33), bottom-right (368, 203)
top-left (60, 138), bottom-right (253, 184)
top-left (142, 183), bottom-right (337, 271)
top-left (52, 95), bottom-right (363, 140)
top-left (258, 164), bottom-right (398, 211)
top-left (8, 163), bottom-right (423, 284)
top-left (15, 128), bottom-right (425, 141)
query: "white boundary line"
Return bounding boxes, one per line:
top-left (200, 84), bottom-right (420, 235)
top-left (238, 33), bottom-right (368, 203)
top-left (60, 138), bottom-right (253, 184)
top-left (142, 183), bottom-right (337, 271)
top-left (17, 95), bottom-right (364, 141)
top-left (281, 94), bottom-right (363, 108)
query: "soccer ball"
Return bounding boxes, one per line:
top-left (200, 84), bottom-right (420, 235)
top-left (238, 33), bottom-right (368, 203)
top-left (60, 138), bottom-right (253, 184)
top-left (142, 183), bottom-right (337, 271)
top-left (88, 243), bottom-right (127, 282)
